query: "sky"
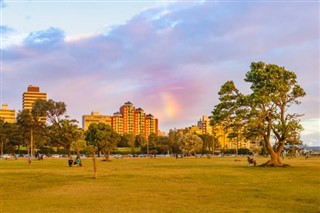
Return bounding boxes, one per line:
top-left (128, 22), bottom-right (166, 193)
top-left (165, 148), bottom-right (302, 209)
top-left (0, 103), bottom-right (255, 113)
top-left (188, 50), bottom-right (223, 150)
top-left (0, 0), bottom-right (319, 146)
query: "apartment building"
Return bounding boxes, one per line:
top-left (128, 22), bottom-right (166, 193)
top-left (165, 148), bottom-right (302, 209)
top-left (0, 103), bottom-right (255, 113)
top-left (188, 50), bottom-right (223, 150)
top-left (111, 112), bottom-right (123, 135)
top-left (0, 104), bottom-right (15, 123)
top-left (120, 101), bottom-right (135, 135)
top-left (82, 102), bottom-right (158, 139)
top-left (134, 108), bottom-right (146, 136)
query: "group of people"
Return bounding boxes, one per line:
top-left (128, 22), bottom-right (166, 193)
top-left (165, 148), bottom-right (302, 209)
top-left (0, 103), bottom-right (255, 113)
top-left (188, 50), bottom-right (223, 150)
top-left (68, 156), bottom-right (82, 167)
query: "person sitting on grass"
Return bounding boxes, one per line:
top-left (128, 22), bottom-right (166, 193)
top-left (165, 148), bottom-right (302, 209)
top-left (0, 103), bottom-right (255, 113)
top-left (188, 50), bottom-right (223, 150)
top-left (68, 157), bottom-right (73, 167)
top-left (247, 156), bottom-right (256, 167)
top-left (75, 156), bottom-right (82, 167)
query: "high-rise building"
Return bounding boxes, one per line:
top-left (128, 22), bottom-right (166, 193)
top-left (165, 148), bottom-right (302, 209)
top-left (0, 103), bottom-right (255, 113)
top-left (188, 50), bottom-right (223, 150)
top-left (145, 114), bottom-right (158, 137)
top-left (134, 108), bottom-right (145, 136)
top-left (0, 104), bottom-right (15, 123)
top-left (22, 85), bottom-right (47, 111)
top-left (111, 112), bottom-right (123, 135)
top-left (120, 101), bottom-right (135, 135)
top-left (82, 111), bottom-right (112, 131)
top-left (82, 102), bottom-right (159, 139)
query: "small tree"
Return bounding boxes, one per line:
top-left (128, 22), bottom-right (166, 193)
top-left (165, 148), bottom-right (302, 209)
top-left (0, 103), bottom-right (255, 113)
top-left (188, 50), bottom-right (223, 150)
top-left (85, 123), bottom-right (119, 161)
top-left (85, 125), bottom-right (100, 179)
top-left (211, 81), bottom-right (246, 156)
top-left (86, 145), bottom-right (98, 179)
top-left (71, 139), bottom-right (87, 157)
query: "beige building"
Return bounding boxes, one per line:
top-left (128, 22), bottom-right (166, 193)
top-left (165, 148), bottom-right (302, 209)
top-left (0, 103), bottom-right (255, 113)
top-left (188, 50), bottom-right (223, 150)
top-left (197, 115), bottom-right (213, 135)
top-left (82, 111), bottom-right (112, 131)
top-left (22, 85), bottom-right (47, 111)
top-left (0, 104), bottom-right (15, 123)
top-left (195, 115), bottom-right (258, 150)
top-left (211, 121), bottom-right (251, 150)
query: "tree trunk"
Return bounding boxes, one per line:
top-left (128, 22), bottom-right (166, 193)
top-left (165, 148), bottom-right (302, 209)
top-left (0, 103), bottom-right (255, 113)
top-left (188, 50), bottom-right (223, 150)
top-left (261, 142), bottom-right (288, 167)
top-left (102, 150), bottom-right (111, 161)
top-left (1, 140), bottom-right (3, 156)
top-left (107, 150), bottom-right (111, 161)
top-left (92, 152), bottom-right (97, 179)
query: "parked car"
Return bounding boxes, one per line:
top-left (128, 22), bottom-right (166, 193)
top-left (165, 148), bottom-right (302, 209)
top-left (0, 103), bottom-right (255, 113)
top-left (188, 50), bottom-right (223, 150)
top-left (1, 154), bottom-right (12, 159)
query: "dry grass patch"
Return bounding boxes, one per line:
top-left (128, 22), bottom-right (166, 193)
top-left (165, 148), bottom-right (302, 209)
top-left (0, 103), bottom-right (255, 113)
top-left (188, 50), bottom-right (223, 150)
top-left (1, 156), bottom-right (319, 213)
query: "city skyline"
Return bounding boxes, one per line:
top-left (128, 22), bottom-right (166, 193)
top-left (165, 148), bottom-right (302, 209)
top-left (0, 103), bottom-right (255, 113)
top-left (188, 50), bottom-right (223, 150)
top-left (1, 1), bottom-right (319, 145)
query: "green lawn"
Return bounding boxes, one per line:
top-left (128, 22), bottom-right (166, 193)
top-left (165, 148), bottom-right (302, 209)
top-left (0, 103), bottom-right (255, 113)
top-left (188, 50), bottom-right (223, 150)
top-left (1, 156), bottom-right (319, 213)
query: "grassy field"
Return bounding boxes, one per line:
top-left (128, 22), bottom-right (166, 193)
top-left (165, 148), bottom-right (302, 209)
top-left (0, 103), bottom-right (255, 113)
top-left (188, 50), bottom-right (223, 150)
top-left (1, 156), bottom-right (319, 213)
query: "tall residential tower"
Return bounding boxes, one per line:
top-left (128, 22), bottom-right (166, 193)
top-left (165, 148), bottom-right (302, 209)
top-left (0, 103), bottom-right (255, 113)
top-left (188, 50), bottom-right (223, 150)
top-left (22, 85), bottom-right (47, 111)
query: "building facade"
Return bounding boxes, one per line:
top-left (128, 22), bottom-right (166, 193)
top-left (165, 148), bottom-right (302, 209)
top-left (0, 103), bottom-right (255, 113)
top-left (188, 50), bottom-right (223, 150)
top-left (194, 115), bottom-right (258, 150)
top-left (22, 85), bottom-right (47, 111)
top-left (120, 102), bottom-right (135, 135)
top-left (111, 112), bottom-right (123, 135)
top-left (134, 108), bottom-right (146, 136)
top-left (0, 104), bottom-right (15, 123)
top-left (82, 102), bottom-right (159, 139)
top-left (197, 115), bottom-right (213, 135)
top-left (82, 111), bottom-right (112, 131)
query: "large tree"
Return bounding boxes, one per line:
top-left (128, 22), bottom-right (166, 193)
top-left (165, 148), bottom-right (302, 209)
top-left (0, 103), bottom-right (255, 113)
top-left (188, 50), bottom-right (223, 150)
top-left (31, 99), bottom-right (82, 155)
top-left (212, 62), bottom-right (305, 167)
top-left (244, 62), bottom-right (305, 166)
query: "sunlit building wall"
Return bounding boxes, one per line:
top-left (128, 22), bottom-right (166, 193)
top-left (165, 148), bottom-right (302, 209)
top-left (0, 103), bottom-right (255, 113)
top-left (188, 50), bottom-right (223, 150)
top-left (120, 101), bottom-right (135, 135)
top-left (111, 112), bottom-right (123, 135)
top-left (145, 114), bottom-right (158, 137)
top-left (22, 85), bottom-right (47, 111)
top-left (196, 115), bottom-right (255, 150)
top-left (22, 85), bottom-right (47, 123)
top-left (197, 115), bottom-right (213, 135)
top-left (82, 111), bottom-right (112, 131)
top-left (82, 102), bottom-right (159, 138)
top-left (0, 104), bottom-right (15, 123)
top-left (134, 108), bottom-right (145, 136)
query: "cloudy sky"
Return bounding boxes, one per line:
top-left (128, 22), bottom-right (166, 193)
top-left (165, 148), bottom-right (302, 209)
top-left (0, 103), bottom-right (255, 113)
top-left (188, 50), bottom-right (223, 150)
top-left (1, 0), bottom-right (319, 145)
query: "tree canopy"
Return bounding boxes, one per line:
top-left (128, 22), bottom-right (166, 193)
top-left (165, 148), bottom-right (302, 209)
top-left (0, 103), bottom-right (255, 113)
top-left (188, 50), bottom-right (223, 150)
top-left (211, 61), bottom-right (305, 166)
top-left (85, 123), bottom-right (120, 161)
